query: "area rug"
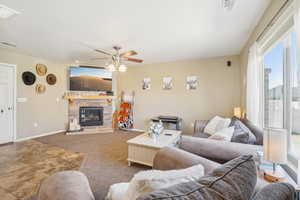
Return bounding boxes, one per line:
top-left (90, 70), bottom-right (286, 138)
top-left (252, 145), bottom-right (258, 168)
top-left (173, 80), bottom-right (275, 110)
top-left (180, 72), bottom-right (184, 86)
top-left (0, 140), bottom-right (84, 200)
top-left (34, 131), bottom-right (150, 200)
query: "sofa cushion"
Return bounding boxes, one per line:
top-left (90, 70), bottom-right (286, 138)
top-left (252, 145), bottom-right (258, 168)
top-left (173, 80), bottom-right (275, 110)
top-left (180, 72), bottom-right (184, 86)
top-left (38, 171), bottom-right (95, 200)
top-left (204, 116), bottom-right (231, 135)
top-left (138, 155), bottom-right (257, 200)
top-left (208, 126), bottom-right (234, 141)
top-left (241, 118), bottom-right (264, 145)
top-left (252, 182), bottom-right (295, 200)
top-left (106, 182), bottom-right (129, 200)
top-left (124, 164), bottom-right (204, 200)
top-left (230, 117), bottom-right (256, 144)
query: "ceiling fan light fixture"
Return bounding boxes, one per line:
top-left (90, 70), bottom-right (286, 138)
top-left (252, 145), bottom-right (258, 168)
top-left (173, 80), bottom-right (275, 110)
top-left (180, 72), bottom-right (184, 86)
top-left (107, 64), bottom-right (116, 72)
top-left (119, 64), bottom-right (127, 72)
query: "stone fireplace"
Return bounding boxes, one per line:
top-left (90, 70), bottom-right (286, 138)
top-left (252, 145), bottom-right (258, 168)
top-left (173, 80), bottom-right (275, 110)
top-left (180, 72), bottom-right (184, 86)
top-left (65, 95), bottom-right (115, 134)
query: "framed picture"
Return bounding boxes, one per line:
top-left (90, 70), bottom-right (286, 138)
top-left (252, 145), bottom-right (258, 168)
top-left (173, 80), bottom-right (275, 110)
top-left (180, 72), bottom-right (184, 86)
top-left (186, 76), bottom-right (198, 90)
top-left (142, 78), bottom-right (151, 90)
top-left (163, 77), bottom-right (173, 90)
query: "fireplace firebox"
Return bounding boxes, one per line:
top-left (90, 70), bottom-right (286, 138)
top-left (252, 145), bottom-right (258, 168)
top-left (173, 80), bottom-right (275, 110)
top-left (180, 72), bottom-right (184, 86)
top-left (79, 107), bottom-right (103, 126)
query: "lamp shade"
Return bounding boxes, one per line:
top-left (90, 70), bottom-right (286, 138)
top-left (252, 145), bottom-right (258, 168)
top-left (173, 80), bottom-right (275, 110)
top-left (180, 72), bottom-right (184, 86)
top-left (234, 107), bottom-right (242, 119)
top-left (119, 64), bottom-right (127, 72)
top-left (263, 128), bottom-right (287, 164)
top-left (298, 159), bottom-right (300, 185)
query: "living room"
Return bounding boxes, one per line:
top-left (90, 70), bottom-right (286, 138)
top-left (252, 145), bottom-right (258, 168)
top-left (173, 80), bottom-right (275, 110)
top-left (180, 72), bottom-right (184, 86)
top-left (0, 0), bottom-right (299, 200)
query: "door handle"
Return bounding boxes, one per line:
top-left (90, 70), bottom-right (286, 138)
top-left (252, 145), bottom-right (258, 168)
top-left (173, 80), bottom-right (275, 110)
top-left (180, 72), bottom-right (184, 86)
top-left (0, 109), bottom-right (3, 114)
top-left (8, 107), bottom-right (12, 111)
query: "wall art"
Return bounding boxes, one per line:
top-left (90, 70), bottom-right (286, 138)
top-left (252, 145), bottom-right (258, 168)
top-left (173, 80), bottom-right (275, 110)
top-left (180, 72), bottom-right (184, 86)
top-left (163, 77), bottom-right (173, 90)
top-left (186, 76), bottom-right (198, 90)
top-left (142, 78), bottom-right (151, 90)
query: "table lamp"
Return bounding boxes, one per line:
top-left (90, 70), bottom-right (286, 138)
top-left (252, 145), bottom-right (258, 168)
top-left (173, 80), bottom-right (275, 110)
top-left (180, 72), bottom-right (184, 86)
top-left (234, 107), bottom-right (242, 119)
top-left (263, 128), bottom-right (287, 182)
top-left (298, 159), bottom-right (300, 186)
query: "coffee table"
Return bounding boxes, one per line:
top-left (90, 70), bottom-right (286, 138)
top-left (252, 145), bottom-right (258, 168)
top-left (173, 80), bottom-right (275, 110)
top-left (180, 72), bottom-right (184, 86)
top-left (127, 130), bottom-right (182, 167)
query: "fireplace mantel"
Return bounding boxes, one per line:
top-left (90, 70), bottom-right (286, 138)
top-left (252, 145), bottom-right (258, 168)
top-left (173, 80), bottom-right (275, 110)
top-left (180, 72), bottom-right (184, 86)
top-left (64, 95), bottom-right (116, 100)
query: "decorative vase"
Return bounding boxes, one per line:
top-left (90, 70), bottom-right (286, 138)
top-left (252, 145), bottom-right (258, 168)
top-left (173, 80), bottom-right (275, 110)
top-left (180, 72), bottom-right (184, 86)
top-left (148, 120), bottom-right (164, 142)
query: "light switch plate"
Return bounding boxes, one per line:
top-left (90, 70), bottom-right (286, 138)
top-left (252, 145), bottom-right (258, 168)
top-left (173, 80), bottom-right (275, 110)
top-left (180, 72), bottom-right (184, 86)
top-left (17, 97), bottom-right (27, 102)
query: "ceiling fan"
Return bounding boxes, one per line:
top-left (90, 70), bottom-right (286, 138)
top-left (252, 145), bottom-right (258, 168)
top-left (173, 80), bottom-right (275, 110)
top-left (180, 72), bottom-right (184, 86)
top-left (93, 46), bottom-right (143, 72)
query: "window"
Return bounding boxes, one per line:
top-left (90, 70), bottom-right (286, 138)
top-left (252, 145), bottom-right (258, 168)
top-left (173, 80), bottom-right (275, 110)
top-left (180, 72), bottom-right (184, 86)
top-left (290, 31), bottom-right (300, 157)
top-left (262, 30), bottom-right (300, 159)
top-left (263, 42), bottom-right (284, 129)
top-left (257, 2), bottom-right (299, 176)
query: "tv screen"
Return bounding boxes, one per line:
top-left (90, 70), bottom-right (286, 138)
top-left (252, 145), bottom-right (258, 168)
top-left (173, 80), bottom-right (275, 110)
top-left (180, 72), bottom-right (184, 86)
top-left (69, 66), bottom-right (112, 92)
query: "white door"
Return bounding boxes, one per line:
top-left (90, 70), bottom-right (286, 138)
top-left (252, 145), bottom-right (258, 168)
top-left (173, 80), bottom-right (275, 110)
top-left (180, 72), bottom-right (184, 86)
top-left (0, 64), bottom-right (14, 144)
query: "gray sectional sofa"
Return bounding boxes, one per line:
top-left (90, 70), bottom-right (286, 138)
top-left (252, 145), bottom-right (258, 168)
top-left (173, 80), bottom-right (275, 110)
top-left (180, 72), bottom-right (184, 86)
top-left (141, 155), bottom-right (295, 200)
top-left (38, 154), bottom-right (295, 200)
top-left (37, 118), bottom-right (296, 200)
top-left (149, 117), bottom-right (295, 199)
top-left (179, 117), bottom-right (263, 164)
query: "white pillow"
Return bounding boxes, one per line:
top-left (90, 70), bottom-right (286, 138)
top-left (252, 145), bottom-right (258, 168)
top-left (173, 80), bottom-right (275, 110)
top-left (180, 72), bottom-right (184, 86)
top-left (208, 126), bottom-right (235, 141)
top-left (124, 164), bottom-right (204, 200)
top-left (105, 182), bottom-right (129, 200)
top-left (204, 116), bottom-right (231, 135)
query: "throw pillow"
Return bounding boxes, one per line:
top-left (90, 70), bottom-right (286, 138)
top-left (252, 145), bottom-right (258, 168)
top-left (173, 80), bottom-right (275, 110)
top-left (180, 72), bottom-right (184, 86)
top-left (138, 155), bottom-right (257, 200)
top-left (208, 126), bottom-right (234, 141)
top-left (105, 182), bottom-right (129, 200)
top-left (230, 117), bottom-right (256, 144)
top-left (204, 116), bottom-right (231, 135)
top-left (124, 164), bottom-right (204, 200)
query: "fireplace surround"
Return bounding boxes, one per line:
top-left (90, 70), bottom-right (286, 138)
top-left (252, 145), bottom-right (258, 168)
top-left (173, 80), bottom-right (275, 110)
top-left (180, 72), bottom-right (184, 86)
top-left (66, 96), bottom-right (114, 134)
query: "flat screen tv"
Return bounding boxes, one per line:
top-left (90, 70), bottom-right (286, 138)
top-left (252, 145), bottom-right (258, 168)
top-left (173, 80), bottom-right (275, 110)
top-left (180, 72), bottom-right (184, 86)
top-left (69, 66), bottom-right (112, 92)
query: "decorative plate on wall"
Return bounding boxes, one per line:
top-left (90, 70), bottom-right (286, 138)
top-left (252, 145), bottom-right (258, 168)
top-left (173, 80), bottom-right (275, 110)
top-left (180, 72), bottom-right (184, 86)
top-left (22, 71), bottom-right (36, 85)
top-left (36, 64), bottom-right (47, 76)
top-left (36, 84), bottom-right (46, 94)
top-left (46, 74), bottom-right (57, 85)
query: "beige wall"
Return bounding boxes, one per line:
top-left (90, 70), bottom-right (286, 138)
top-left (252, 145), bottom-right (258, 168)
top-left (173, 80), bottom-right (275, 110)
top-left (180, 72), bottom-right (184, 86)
top-left (240, 0), bottom-right (287, 108)
top-left (0, 48), bottom-right (68, 140)
top-left (118, 56), bottom-right (241, 134)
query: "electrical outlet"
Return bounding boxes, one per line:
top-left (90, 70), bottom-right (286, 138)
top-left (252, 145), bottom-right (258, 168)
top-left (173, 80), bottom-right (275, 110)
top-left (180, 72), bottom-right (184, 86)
top-left (56, 97), bottom-right (60, 102)
top-left (17, 98), bottom-right (27, 102)
top-left (33, 122), bottom-right (38, 127)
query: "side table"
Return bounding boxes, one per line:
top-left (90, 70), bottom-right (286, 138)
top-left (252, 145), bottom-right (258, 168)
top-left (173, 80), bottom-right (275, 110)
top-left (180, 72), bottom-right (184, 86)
top-left (258, 164), bottom-right (299, 199)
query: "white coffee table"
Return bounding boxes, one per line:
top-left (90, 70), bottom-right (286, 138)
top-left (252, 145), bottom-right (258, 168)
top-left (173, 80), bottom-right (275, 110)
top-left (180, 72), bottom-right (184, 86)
top-left (127, 130), bottom-right (182, 167)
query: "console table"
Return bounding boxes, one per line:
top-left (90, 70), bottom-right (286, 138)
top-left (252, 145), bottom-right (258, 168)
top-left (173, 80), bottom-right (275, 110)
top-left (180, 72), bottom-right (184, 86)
top-left (151, 116), bottom-right (182, 130)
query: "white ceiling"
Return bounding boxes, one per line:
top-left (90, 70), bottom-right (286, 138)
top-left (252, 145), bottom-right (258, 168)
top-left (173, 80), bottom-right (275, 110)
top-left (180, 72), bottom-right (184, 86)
top-left (0, 0), bottom-right (270, 65)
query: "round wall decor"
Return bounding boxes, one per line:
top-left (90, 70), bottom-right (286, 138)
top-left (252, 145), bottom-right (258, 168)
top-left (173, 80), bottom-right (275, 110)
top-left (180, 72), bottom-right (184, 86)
top-left (22, 71), bottom-right (36, 85)
top-left (36, 64), bottom-right (47, 76)
top-left (36, 84), bottom-right (46, 94)
top-left (46, 74), bottom-right (57, 85)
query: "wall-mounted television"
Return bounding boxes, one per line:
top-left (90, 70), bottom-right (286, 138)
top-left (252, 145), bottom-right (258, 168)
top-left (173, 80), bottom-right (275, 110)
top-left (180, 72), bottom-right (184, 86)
top-left (69, 66), bottom-right (112, 92)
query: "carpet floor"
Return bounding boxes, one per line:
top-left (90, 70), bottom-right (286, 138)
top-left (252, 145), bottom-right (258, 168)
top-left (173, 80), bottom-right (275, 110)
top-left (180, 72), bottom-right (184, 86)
top-left (34, 130), bottom-right (150, 200)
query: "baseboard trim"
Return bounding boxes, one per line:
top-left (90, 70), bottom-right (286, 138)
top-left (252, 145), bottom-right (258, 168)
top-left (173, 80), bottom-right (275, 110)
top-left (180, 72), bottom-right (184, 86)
top-left (120, 128), bottom-right (145, 132)
top-left (15, 130), bottom-right (66, 142)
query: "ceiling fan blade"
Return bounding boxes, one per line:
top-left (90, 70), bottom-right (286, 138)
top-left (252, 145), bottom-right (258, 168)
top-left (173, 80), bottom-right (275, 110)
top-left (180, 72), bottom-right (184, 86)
top-left (90, 57), bottom-right (108, 60)
top-left (125, 57), bottom-right (143, 63)
top-left (120, 50), bottom-right (137, 57)
top-left (94, 49), bottom-right (112, 56)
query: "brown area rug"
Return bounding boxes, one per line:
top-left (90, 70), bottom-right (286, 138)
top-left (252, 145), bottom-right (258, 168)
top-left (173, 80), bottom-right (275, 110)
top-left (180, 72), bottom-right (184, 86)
top-left (0, 140), bottom-right (84, 200)
top-left (34, 130), bottom-right (150, 200)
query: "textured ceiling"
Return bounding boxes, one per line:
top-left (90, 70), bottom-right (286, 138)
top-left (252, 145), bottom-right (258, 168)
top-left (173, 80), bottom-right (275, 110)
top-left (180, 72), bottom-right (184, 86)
top-left (0, 0), bottom-right (270, 65)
